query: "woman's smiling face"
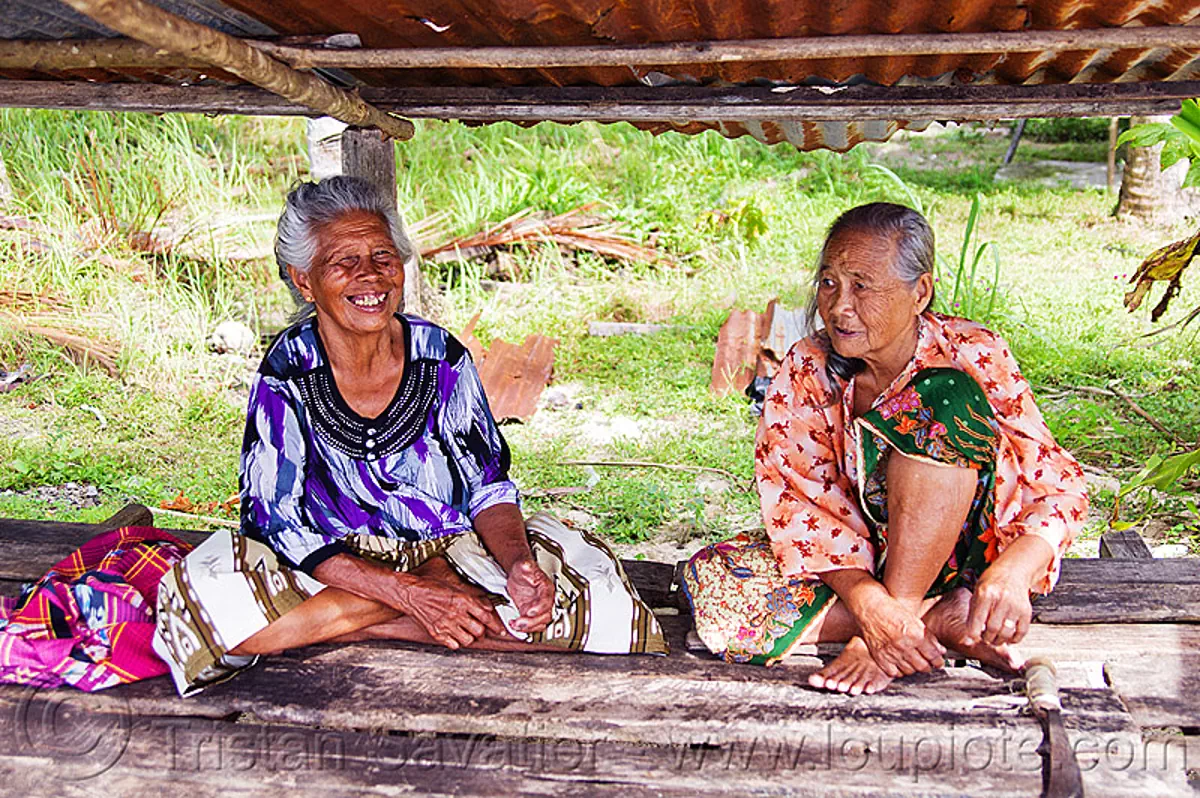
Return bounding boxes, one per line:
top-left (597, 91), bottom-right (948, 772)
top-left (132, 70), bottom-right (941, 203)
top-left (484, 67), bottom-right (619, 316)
top-left (289, 210), bottom-right (406, 337)
top-left (815, 228), bottom-right (931, 367)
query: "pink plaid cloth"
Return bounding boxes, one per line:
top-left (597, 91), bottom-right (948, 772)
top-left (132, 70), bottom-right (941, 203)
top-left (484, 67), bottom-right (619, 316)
top-left (0, 526), bottom-right (192, 691)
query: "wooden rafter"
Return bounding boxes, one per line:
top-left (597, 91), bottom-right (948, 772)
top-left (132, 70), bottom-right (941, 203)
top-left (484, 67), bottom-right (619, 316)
top-left (1, 79), bottom-right (1197, 122)
top-left (1, 25), bottom-right (1199, 72)
top-left (54, 0), bottom-right (413, 140)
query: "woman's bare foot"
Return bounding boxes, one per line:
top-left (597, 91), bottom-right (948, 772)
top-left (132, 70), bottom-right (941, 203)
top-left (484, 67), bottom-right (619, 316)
top-left (924, 587), bottom-right (1026, 671)
top-left (808, 636), bottom-right (893, 696)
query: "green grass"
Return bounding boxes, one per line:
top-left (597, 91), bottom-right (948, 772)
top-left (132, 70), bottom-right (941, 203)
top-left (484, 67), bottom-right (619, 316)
top-left (1, 110), bottom-right (1197, 548)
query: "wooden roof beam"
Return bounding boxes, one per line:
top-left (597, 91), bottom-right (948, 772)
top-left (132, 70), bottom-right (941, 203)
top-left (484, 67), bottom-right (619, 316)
top-left (2, 79), bottom-right (1197, 122)
top-left (264, 24), bottom-right (1200, 70)
top-left (54, 0), bottom-right (413, 139)
top-left (1, 25), bottom-right (1199, 72)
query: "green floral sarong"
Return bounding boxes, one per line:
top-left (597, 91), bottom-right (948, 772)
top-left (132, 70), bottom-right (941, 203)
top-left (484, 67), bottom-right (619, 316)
top-left (684, 368), bottom-right (1002, 665)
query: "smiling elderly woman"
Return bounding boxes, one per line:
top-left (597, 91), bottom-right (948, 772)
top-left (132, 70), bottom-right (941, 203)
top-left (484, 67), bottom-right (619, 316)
top-left (683, 203), bottom-right (1087, 695)
top-left (152, 177), bottom-right (665, 696)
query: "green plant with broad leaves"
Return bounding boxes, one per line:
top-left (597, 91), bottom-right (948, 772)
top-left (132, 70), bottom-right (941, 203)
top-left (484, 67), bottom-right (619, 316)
top-left (1110, 448), bottom-right (1200, 532)
top-left (1116, 98), bottom-right (1200, 187)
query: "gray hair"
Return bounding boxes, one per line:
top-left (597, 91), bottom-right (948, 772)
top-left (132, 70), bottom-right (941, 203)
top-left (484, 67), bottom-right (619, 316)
top-left (808, 203), bottom-right (937, 383)
top-left (274, 176), bottom-right (415, 320)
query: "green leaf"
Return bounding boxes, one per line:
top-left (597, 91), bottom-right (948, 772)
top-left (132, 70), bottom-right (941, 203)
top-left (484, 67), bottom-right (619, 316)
top-left (1109, 521), bottom-right (1136, 532)
top-left (865, 163), bottom-right (924, 215)
top-left (9, 459), bottom-right (28, 475)
top-left (1179, 98), bottom-right (1200, 130)
top-left (1171, 113), bottom-right (1200, 146)
top-left (1185, 159), bottom-right (1200, 190)
top-left (1121, 449), bottom-right (1200, 496)
top-left (1160, 136), bottom-right (1191, 169)
top-left (1117, 122), bottom-right (1175, 148)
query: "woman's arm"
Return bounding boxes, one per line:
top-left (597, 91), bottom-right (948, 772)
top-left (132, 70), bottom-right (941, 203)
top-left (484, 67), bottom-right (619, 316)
top-left (473, 503), bottom-right (554, 633)
top-left (312, 553), bottom-right (504, 649)
top-left (437, 340), bottom-right (554, 633)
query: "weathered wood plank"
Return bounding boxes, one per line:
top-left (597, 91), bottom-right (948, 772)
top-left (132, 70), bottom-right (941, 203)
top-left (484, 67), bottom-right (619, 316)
top-left (0, 576), bottom-right (26, 597)
top-left (1022, 624), bottom-right (1200, 729)
top-left (0, 699), bottom-right (1175, 798)
top-left (1100, 529), bottom-right (1155, 559)
top-left (1033, 557), bottom-right (1200, 622)
top-left (618, 559), bottom-right (677, 610)
top-left (0, 664), bottom-right (1182, 796)
top-left (4, 516), bottom-right (1199, 622)
top-left (1033, 582), bottom-right (1200, 623)
top-left (1, 619), bottom-right (1139, 746)
top-left (3, 80), bottom-right (1200, 122)
top-left (1055, 558), bottom-right (1200, 584)
top-left (0, 518), bottom-right (209, 582)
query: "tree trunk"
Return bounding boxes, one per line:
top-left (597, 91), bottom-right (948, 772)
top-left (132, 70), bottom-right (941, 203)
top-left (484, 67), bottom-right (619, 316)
top-left (1117, 114), bottom-right (1188, 224)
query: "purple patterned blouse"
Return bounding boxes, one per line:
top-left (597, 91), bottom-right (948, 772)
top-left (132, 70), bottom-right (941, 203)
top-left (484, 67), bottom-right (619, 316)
top-left (239, 314), bottom-right (519, 574)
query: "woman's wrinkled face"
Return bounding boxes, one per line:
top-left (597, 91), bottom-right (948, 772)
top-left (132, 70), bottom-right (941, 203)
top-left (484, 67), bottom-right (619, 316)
top-left (815, 228), bottom-right (931, 366)
top-left (289, 210), bottom-right (406, 337)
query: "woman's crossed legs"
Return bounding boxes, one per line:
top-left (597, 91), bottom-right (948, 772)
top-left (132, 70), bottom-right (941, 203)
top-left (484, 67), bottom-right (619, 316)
top-left (799, 452), bottom-right (1023, 695)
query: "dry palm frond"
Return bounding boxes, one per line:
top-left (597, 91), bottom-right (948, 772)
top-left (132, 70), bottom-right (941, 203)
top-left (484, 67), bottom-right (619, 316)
top-left (0, 289), bottom-right (72, 314)
top-left (2, 311), bottom-right (121, 379)
top-left (420, 205), bottom-right (670, 266)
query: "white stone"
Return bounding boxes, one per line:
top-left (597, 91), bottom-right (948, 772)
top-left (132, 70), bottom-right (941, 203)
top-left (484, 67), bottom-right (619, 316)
top-left (209, 321), bottom-right (256, 355)
top-left (1152, 543), bottom-right (1191, 558)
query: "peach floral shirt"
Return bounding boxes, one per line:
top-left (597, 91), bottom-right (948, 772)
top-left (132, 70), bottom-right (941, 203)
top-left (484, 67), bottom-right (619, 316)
top-left (755, 313), bottom-right (1087, 594)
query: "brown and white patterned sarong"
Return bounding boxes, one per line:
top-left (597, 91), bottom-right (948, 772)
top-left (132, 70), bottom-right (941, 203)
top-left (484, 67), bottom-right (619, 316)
top-left (152, 512), bottom-right (667, 696)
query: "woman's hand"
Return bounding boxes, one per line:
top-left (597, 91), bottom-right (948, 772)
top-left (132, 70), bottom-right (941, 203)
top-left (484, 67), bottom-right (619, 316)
top-left (507, 557), bottom-right (555, 633)
top-left (856, 592), bottom-right (947, 677)
top-left (964, 563), bottom-right (1033, 647)
top-left (964, 535), bottom-right (1054, 647)
top-left (400, 579), bottom-right (505, 650)
top-left (822, 568), bottom-right (945, 678)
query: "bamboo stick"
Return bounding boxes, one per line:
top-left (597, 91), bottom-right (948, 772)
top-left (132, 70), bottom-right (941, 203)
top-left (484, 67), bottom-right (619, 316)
top-left (1, 25), bottom-right (1198, 73)
top-left (0, 38), bottom-right (207, 71)
top-left (54, 0), bottom-right (414, 140)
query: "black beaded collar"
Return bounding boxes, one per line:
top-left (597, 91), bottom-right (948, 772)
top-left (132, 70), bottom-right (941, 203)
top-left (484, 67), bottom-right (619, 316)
top-left (295, 316), bottom-right (440, 461)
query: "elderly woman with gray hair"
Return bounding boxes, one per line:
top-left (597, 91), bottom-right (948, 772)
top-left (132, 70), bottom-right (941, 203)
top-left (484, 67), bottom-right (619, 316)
top-left (153, 177), bottom-right (665, 696)
top-left (683, 203), bottom-right (1087, 695)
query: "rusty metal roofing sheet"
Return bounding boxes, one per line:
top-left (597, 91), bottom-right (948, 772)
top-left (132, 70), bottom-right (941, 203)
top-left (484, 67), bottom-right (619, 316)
top-left (4, 0), bottom-right (1200, 151)
top-left (711, 300), bottom-right (809, 396)
top-left (476, 334), bottom-right (558, 423)
top-left (711, 308), bottom-right (764, 397)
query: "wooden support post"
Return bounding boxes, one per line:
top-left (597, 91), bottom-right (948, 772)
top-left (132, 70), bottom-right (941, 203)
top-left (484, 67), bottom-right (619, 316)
top-left (1108, 117), bottom-right (1119, 192)
top-left (1099, 529), bottom-right (1154, 559)
top-left (340, 128), bottom-right (422, 316)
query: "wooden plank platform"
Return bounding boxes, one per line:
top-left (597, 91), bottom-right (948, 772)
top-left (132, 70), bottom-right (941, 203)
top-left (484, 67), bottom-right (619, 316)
top-left (0, 511), bottom-right (1195, 795)
top-left (0, 635), bottom-right (1186, 797)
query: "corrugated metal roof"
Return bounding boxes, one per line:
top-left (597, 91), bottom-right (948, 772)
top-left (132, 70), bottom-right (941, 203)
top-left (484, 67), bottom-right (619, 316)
top-left (2, 0), bottom-right (1200, 150)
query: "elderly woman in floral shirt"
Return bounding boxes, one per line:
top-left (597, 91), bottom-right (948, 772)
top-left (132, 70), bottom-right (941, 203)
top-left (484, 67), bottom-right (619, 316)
top-left (684, 203), bottom-right (1087, 695)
